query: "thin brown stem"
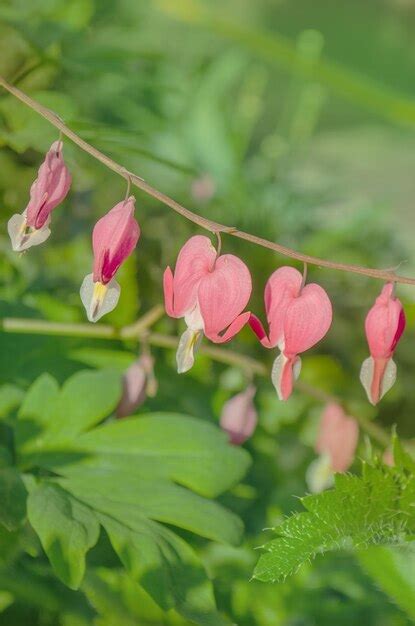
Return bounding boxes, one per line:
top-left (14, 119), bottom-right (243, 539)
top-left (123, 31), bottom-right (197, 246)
top-left (1, 76), bottom-right (414, 285)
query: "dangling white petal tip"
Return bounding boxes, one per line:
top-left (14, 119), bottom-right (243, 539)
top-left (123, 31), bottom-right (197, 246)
top-left (80, 273), bottom-right (121, 323)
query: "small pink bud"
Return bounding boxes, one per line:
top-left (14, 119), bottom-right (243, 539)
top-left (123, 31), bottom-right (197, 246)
top-left (360, 283), bottom-right (405, 405)
top-left (383, 448), bottom-right (394, 467)
top-left (116, 354), bottom-right (155, 418)
top-left (80, 196), bottom-right (140, 322)
top-left (163, 235), bottom-right (252, 373)
top-left (250, 266), bottom-right (332, 400)
top-left (307, 402), bottom-right (359, 492)
top-left (8, 141), bottom-right (71, 252)
top-left (220, 385), bottom-right (257, 445)
top-left (191, 174), bottom-right (216, 202)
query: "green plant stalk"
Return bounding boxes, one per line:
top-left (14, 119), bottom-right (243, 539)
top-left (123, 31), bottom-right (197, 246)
top-left (1, 312), bottom-right (391, 447)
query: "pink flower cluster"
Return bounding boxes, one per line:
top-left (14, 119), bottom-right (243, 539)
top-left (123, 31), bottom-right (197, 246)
top-left (7, 142), bottom-right (406, 405)
top-left (163, 235), bottom-right (406, 404)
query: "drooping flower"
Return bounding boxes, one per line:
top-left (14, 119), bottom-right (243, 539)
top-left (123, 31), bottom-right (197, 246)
top-left (80, 196), bottom-right (140, 322)
top-left (116, 354), bottom-right (156, 418)
top-left (8, 140), bottom-right (71, 252)
top-left (163, 235), bottom-right (252, 373)
top-left (360, 283), bottom-right (405, 405)
top-left (220, 385), bottom-right (257, 445)
top-left (250, 266), bottom-right (332, 400)
top-left (306, 402), bottom-right (359, 493)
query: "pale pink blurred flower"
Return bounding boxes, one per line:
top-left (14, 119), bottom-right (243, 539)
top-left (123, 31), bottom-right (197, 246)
top-left (116, 354), bottom-right (156, 418)
top-left (307, 402), bottom-right (359, 493)
top-left (383, 448), bottom-right (394, 467)
top-left (80, 196), bottom-right (140, 322)
top-left (220, 385), bottom-right (257, 445)
top-left (163, 235), bottom-right (252, 373)
top-left (191, 174), bottom-right (216, 202)
top-left (250, 266), bottom-right (332, 400)
top-left (8, 141), bottom-right (71, 252)
top-left (360, 283), bottom-right (405, 405)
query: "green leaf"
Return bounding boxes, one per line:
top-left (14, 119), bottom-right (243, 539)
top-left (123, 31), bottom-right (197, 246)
top-left (58, 474), bottom-right (243, 545)
top-left (17, 371), bottom-right (122, 452)
top-left (69, 348), bottom-right (136, 371)
top-left (358, 544), bottom-right (415, 620)
top-left (100, 514), bottom-right (229, 626)
top-left (16, 374), bottom-right (60, 453)
top-left (26, 482), bottom-right (100, 589)
top-left (0, 384), bottom-right (24, 420)
top-left (18, 374), bottom-right (59, 425)
top-left (56, 413), bottom-right (251, 498)
top-left (0, 468), bottom-right (27, 531)
top-left (15, 377), bottom-right (249, 623)
top-left (253, 464), bottom-right (415, 583)
top-left (42, 370), bottom-right (122, 443)
top-left (82, 568), bottom-right (174, 626)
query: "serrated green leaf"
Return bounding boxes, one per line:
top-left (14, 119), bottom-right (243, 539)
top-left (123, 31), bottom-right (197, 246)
top-left (254, 466), bottom-right (415, 583)
top-left (26, 482), bottom-right (100, 589)
top-left (358, 544), bottom-right (415, 620)
top-left (0, 468), bottom-right (27, 531)
top-left (100, 514), bottom-right (229, 626)
top-left (393, 433), bottom-right (415, 473)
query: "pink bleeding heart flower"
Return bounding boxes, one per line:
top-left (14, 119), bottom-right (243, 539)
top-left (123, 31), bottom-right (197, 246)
top-left (220, 385), bottom-right (257, 445)
top-left (306, 402), bottom-right (359, 493)
top-left (360, 283), bottom-right (405, 405)
top-left (80, 196), bottom-right (140, 322)
top-left (116, 354), bottom-right (157, 418)
top-left (250, 266), bottom-right (332, 400)
top-left (8, 141), bottom-right (71, 252)
top-left (163, 235), bottom-right (252, 373)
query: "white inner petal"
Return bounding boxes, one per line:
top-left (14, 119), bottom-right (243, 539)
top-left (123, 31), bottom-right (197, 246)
top-left (271, 352), bottom-right (286, 400)
top-left (359, 356), bottom-right (374, 403)
top-left (176, 328), bottom-right (203, 374)
top-left (380, 358), bottom-right (397, 401)
top-left (184, 301), bottom-right (204, 331)
top-left (7, 213), bottom-right (51, 252)
top-left (306, 453), bottom-right (334, 494)
top-left (360, 356), bottom-right (397, 404)
top-left (80, 274), bottom-right (121, 323)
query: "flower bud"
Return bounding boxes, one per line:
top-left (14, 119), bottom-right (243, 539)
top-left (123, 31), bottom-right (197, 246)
top-left (8, 141), bottom-right (71, 252)
top-left (220, 385), bottom-right (257, 445)
top-left (116, 354), bottom-right (155, 418)
top-left (360, 283), bottom-right (405, 405)
top-left (80, 196), bottom-right (140, 322)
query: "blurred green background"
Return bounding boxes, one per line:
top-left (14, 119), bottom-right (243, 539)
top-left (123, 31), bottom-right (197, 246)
top-left (1, 0), bottom-right (415, 624)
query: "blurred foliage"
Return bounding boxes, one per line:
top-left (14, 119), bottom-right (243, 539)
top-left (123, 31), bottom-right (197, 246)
top-left (1, 0), bottom-right (415, 624)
